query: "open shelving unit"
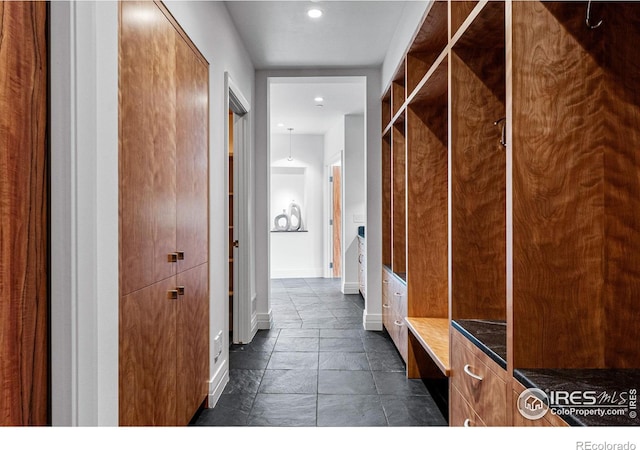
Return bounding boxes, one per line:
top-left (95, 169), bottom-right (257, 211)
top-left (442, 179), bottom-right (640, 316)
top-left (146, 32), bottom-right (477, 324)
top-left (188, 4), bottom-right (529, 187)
top-left (381, 0), bottom-right (640, 427)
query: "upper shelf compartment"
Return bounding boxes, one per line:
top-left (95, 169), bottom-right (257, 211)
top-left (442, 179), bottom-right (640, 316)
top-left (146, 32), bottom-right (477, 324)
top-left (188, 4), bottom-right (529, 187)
top-left (405, 0), bottom-right (447, 99)
top-left (391, 59), bottom-right (406, 118)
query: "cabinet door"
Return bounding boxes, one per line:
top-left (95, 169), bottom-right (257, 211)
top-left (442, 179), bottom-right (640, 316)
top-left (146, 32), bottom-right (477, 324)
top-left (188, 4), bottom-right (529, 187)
top-left (176, 35), bottom-right (209, 273)
top-left (120, 0), bottom-right (177, 295)
top-left (119, 277), bottom-right (178, 426)
top-left (176, 263), bottom-right (209, 424)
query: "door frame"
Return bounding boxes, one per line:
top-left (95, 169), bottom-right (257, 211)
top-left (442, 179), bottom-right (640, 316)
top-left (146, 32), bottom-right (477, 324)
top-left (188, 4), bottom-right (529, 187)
top-left (224, 73), bottom-right (255, 344)
top-left (324, 153), bottom-right (343, 279)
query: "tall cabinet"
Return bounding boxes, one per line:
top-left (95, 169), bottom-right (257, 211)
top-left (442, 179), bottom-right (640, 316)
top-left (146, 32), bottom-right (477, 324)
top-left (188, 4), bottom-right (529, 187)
top-left (382, 0), bottom-right (640, 427)
top-left (119, 0), bottom-right (210, 426)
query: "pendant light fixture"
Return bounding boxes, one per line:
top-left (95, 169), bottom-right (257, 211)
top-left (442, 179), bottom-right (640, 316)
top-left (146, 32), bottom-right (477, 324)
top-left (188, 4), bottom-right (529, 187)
top-left (287, 128), bottom-right (294, 161)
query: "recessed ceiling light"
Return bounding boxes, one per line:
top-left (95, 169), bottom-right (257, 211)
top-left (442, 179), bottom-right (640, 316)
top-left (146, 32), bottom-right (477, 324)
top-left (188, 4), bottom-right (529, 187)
top-left (314, 96), bottom-right (324, 102)
top-left (307, 8), bottom-right (323, 19)
top-left (277, 123), bottom-right (284, 127)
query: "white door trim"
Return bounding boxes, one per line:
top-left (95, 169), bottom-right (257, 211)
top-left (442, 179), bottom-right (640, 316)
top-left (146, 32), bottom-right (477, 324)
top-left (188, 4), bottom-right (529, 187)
top-left (225, 73), bottom-right (255, 345)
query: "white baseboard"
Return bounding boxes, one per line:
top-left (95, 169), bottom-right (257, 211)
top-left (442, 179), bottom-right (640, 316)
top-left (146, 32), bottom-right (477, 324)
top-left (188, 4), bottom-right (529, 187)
top-left (363, 312), bottom-right (383, 331)
top-left (271, 268), bottom-right (324, 278)
top-left (341, 281), bottom-right (359, 294)
top-left (256, 311), bottom-right (273, 329)
top-left (207, 359), bottom-right (229, 409)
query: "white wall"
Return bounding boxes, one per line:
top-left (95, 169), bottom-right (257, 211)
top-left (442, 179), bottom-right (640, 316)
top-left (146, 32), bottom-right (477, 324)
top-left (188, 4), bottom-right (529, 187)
top-left (255, 69), bottom-right (382, 332)
top-left (343, 114), bottom-right (366, 294)
top-left (270, 134), bottom-right (325, 278)
top-left (50, 0), bottom-right (254, 425)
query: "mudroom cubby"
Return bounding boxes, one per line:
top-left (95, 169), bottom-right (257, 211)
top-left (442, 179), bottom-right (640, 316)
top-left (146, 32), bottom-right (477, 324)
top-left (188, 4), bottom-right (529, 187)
top-left (382, 0), bottom-right (640, 426)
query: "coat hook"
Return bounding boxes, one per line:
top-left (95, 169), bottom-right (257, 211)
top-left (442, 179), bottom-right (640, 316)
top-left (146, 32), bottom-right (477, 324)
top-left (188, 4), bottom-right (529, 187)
top-left (586, 0), bottom-right (603, 29)
top-left (494, 117), bottom-right (506, 148)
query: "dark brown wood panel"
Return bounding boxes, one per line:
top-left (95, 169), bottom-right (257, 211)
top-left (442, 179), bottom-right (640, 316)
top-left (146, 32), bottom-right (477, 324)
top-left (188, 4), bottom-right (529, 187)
top-left (119, 277), bottom-right (178, 426)
top-left (382, 131), bottom-right (392, 267)
top-left (406, 0), bottom-right (447, 95)
top-left (451, 1), bottom-right (479, 38)
top-left (0, 1), bottom-right (48, 426)
top-left (392, 61), bottom-right (405, 117)
top-left (176, 34), bottom-right (209, 274)
top-left (601, 3), bottom-right (640, 368)
top-left (120, 0), bottom-right (177, 296)
top-left (406, 85), bottom-right (448, 318)
top-left (512, 1), bottom-right (606, 369)
top-left (451, 41), bottom-right (506, 322)
top-left (382, 90), bottom-right (392, 130)
top-left (392, 120), bottom-right (406, 276)
top-left (176, 263), bottom-right (209, 424)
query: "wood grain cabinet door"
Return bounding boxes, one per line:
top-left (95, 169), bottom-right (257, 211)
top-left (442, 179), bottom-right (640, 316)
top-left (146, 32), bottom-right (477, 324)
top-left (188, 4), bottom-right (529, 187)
top-left (176, 263), bottom-right (209, 425)
top-left (176, 37), bottom-right (209, 274)
top-left (0, 0), bottom-right (48, 426)
top-left (119, 277), bottom-right (178, 426)
top-left (119, 0), bottom-right (177, 296)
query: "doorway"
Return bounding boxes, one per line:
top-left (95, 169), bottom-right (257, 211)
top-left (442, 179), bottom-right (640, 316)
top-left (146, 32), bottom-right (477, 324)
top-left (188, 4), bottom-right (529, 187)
top-left (331, 163), bottom-right (342, 278)
top-left (226, 74), bottom-right (253, 345)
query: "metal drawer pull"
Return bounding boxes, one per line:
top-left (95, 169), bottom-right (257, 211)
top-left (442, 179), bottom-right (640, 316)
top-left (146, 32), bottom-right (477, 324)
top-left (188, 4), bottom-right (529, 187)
top-left (463, 418), bottom-right (472, 427)
top-left (394, 320), bottom-right (403, 327)
top-left (383, 280), bottom-right (390, 284)
top-left (168, 253), bottom-right (178, 263)
top-left (463, 364), bottom-right (483, 381)
top-left (382, 303), bottom-right (390, 309)
top-left (394, 292), bottom-right (402, 297)
top-left (177, 286), bottom-right (185, 296)
top-left (167, 290), bottom-right (178, 300)
top-left (177, 251), bottom-right (185, 260)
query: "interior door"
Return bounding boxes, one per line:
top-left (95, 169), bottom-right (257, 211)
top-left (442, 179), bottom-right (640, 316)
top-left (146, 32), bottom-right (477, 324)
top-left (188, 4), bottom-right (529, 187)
top-left (0, 1), bottom-right (49, 426)
top-left (332, 165), bottom-right (342, 278)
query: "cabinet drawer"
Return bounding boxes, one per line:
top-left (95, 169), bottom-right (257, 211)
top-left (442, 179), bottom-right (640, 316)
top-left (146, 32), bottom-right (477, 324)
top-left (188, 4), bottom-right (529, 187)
top-left (512, 380), bottom-right (569, 427)
top-left (450, 383), bottom-right (485, 427)
top-left (451, 328), bottom-right (507, 426)
top-left (389, 279), bottom-right (407, 362)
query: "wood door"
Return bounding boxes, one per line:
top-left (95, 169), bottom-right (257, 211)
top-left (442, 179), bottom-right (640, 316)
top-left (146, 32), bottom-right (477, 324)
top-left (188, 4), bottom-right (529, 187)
top-left (176, 32), bottom-right (209, 274)
top-left (119, 0), bottom-right (177, 296)
top-left (176, 263), bottom-right (209, 424)
top-left (0, 1), bottom-right (48, 426)
top-left (332, 165), bottom-right (342, 277)
top-left (119, 277), bottom-right (178, 426)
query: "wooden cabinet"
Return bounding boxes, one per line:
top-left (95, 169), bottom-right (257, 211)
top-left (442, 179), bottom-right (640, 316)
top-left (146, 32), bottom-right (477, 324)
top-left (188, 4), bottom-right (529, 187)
top-left (450, 328), bottom-right (508, 426)
top-left (0, 1), bottom-right (48, 426)
top-left (119, 0), bottom-right (209, 426)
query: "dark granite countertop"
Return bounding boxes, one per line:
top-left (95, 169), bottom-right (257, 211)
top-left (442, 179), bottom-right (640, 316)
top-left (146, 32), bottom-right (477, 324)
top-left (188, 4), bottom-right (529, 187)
top-left (515, 369), bottom-right (640, 426)
top-left (452, 319), bottom-right (507, 369)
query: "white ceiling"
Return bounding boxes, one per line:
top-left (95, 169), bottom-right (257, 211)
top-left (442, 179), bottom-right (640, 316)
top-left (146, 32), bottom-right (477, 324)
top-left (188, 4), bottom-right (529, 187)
top-left (270, 77), bottom-right (366, 135)
top-left (225, 1), bottom-right (408, 136)
top-left (224, 1), bottom-right (409, 69)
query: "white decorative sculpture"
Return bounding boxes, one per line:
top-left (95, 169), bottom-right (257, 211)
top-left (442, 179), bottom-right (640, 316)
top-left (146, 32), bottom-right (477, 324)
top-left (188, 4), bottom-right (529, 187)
top-left (272, 201), bottom-right (304, 231)
top-left (273, 209), bottom-right (290, 231)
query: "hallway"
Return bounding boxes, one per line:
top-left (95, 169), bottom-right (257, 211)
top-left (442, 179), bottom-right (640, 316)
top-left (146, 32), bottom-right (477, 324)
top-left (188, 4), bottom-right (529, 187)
top-left (194, 278), bottom-right (447, 426)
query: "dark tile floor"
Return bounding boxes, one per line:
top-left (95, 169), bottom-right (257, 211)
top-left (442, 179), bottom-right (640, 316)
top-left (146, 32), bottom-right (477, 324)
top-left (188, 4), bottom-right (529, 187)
top-left (193, 278), bottom-right (448, 427)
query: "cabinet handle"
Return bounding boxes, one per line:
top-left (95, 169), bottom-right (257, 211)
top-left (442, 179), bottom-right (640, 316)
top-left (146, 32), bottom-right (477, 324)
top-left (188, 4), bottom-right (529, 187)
top-left (167, 289), bottom-right (178, 300)
top-left (233, 240), bottom-right (239, 248)
top-left (168, 253), bottom-right (178, 263)
top-left (177, 286), bottom-right (185, 296)
top-left (382, 303), bottom-right (390, 309)
top-left (394, 292), bottom-right (402, 297)
top-left (177, 251), bottom-right (185, 260)
top-left (394, 319), bottom-right (403, 327)
top-left (463, 364), bottom-right (483, 381)
top-left (382, 280), bottom-right (390, 284)
top-left (463, 418), bottom-right (472, 427)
